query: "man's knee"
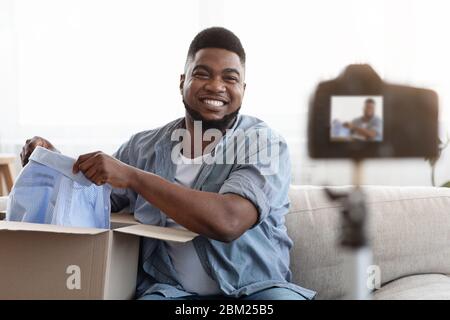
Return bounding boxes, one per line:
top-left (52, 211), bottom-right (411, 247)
top-left (138, 293), bottom-right (190, 300)
top-left (242, 287), bottom-right (307, 300)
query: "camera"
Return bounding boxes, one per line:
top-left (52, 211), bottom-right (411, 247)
top-left (308, 64), bottom-right (439, 159)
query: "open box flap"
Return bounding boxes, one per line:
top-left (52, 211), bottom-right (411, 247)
top-left (114, 224), bottom-right (198, 242)
top-left (110, 213), bottom-right (140, 227)
top-left (0, 220), bottom-right (109, 235)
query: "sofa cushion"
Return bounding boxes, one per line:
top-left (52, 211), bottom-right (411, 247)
top-left (287, 185), bottom-right (450, 299)
top-left (374, 274), bottom-right (450, 300)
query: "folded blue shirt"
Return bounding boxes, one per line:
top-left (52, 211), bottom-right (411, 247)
top-left (6, 146), bottom-right (111, 229)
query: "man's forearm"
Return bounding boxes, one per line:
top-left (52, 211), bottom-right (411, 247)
top-left (71, 151), bottom-right (257, 241)
top-left (353, 126), bottom-right (377, 139)
top-left (128, 167), bottom-right (254, 242)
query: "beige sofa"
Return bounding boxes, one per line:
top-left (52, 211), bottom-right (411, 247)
top-left (2, 185), bottom-right (450, 299)
top-left (288, 185), bottom-right (450, 299)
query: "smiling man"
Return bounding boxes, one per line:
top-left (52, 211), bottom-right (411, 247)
top-left (20, 27), bottom-right (316, 300)
top-left (343, 98), bottom-right (383, 141)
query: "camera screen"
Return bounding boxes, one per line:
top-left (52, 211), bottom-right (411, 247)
top-left (330, 96), bottom-right (383, 142)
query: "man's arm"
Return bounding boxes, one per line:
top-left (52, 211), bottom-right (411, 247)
top-left (72, 152), bottom-right (258, 242)
top-left (131, 169), bottom-right (258, 242)
top-left (343, 122), bottom-right (377, 140)
top-left (351, 125), bottom-right (377, 140)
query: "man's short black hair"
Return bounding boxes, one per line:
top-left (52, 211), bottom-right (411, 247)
top-left (365, 98), bottom-right (376, 105)
top-left (186, 27), bottom-right (246, 66)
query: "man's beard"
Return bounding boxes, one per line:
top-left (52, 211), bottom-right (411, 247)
top-left (183, 100), bottom-right (240, 132)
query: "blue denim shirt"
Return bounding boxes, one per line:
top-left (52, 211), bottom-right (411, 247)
top-left (7, 146), bottom-right (111, 229)
top-left (111, 114), bottom-right (316, 299)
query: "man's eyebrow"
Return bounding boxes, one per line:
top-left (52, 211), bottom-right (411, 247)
top-left (192, 65), bottom-right (212, 73)
top-left (192, 65), bottom-right (241, 77)
top-left (222, 68), bottom-right (241, 77)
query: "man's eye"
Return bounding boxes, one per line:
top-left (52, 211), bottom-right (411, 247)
top-left (194, 73), bottom-right (209, 79)
top-left (224, 76), bottom-right (238, 83)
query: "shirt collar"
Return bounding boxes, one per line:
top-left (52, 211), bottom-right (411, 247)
top-left (29, 146), bottom-right (92, 186)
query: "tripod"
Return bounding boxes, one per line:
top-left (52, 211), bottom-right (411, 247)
top-left (325, 160), bottom-right (372, 300)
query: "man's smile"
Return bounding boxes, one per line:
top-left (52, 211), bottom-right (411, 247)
top-left (198, 96), bottom-right (230, 111)
top-left (203, 99), bottom-right (224, 107)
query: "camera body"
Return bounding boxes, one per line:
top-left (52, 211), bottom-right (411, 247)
top-left (308, 64), bottom-right (439, 159)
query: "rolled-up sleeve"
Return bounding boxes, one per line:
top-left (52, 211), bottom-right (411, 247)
top-left (217, 132), bottom-right (291, 227)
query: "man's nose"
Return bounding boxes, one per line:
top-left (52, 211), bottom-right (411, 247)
top-left (204, 77), bottom-right (226, 93)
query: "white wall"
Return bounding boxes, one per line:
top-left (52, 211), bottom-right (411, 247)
top-left (1, 0), bottom-right (450, 186)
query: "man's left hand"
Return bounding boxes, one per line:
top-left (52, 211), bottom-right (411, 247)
top-left (72, 151), bottom-right (135, 188)
top-left (343, 122), bottom-right (354, 130)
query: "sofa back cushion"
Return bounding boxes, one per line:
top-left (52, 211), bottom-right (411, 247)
top-left (287, 185), bottom-right (450, 299)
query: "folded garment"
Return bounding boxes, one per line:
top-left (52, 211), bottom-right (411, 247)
top-left (6, 146), bottom-right (111, 228)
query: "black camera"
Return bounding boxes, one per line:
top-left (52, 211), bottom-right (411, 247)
top-left (308, 64), bottom-right (439, 159)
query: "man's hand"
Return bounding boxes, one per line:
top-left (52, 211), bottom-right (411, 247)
top-left (72, 151), bottom-right (136, 188)
top-left (343, 122), bottom-right (354, 130)
top-left (20, 136), bottom-right (58, 167)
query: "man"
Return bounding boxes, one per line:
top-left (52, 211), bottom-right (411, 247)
top-left (344, 98), bottom-right (383, 141)
top-left (20, 27), bottom-right (315, 300)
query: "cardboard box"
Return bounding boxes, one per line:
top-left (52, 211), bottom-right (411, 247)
top-left (0, 213), bottom-right (197, 299)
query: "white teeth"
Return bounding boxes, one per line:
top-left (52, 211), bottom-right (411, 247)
top-left (203, 99), bottom-right (225, 107)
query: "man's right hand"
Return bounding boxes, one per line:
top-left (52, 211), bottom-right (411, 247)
top-left (20, 136), bottom-right (58, 167)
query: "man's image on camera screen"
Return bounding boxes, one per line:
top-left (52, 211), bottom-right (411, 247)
top-left (330, 97), bottom-right (383, 142)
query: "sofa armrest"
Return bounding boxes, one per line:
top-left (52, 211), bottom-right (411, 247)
top-left (0, 196), bottom-right (7, 212)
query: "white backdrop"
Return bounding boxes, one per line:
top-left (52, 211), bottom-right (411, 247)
top-left (1, 0), bottom-right (450, 186)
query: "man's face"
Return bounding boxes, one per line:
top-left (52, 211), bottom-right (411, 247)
top-left (364, 102), bottom-right (375, 119)
top-left (180, 48), bottom-right (246, 124)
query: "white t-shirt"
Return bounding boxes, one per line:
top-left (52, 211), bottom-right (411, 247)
top-left (164, 151), bottom-right (221, 295)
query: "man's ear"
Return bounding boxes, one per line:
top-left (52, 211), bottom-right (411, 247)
top-left (179, 74), bottom-right (185, 95)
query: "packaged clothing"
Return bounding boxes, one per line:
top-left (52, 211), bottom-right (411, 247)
top-left (6, 146), bottom-right (111, 228)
